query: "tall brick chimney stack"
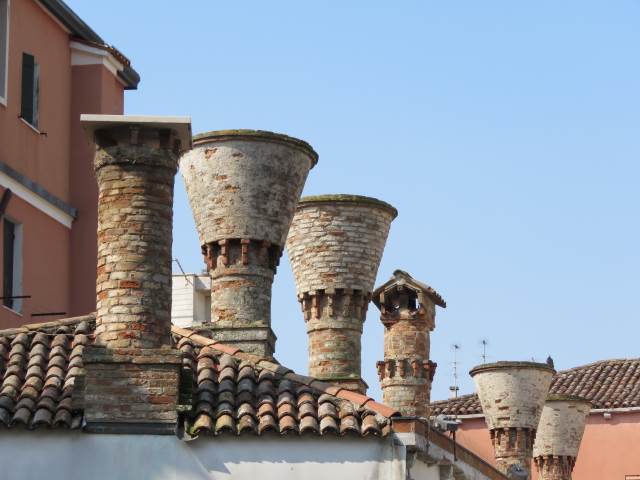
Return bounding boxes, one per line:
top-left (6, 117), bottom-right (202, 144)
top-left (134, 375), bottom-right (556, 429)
top-left (286, 195), bottom-right (397, 393)
top-left (372, 270), bottom-right (445, 417)
top-left (180, 130), bottom-right (317, 357)
top-left (470, 361), bottom-right (555, 479)
top-left (80, 115), bottom-right (192, 433)
top-left (533, 395), bottom-right (591, 480)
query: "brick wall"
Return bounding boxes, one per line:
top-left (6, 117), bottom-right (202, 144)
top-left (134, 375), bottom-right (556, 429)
top-left (286, 195), bottom-right (396, 391)
top-left (93, 127), bottom-right (179, 349)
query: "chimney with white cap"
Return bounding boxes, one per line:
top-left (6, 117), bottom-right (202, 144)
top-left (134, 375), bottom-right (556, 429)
top-left (80, 114), bottom-right (191, 433)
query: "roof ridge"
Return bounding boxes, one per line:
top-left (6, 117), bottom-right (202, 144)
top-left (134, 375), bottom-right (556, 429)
top-left (171, 325), bottom-right (399, 419)
top-left (557, 358), bottom-right (640, 374)
top-left (0, 313), bottom-right (95, 337)
top-left (430, 393), bottom-right (478, 405)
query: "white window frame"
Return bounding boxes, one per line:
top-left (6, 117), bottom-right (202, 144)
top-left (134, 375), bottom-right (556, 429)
top-left (0, 0), bottom-right (9, 106)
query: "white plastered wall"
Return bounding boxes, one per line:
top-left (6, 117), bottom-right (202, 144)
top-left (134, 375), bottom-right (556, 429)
top-left (0, 432), bottom-right (407, 480)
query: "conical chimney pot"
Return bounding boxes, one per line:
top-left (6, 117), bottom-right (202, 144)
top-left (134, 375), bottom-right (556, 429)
top-left (181, 130), bottom-right (317, 357)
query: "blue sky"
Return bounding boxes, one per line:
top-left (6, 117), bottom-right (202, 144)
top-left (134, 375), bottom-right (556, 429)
top-left (67, 1), bottom-right (640, 401)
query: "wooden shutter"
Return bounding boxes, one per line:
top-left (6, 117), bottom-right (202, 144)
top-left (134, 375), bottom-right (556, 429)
top-left (21, 53), bottom-right (35, 124)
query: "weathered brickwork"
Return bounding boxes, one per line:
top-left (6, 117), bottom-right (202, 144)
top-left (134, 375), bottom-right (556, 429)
top-left (286, 195), bottom-right (397, 392)
top-left (470, 362), bottom-right (555, 477)
top-left (372, 270), bottom-right (444, 417)
top-left (181, 130), bottom-right (317, 357)
top-left (532, 396), bottom-right (591, 480)
top-left (83, 347), bottom-right (181, 433)
top-left (93, 126), bottom-right (180, 349)
top-left (287, 195), bottom-right (397, 294)
top-left (83, 118), bottom-right (189, 433)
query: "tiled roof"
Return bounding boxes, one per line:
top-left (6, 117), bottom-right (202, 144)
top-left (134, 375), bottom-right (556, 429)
top-left (173, 326), bottom-right (395, 437)
top-left (0, 316), bottom-right (397, 435)
top-left (0, 316), bottom-right (93, 429)
top-left (431, 359), bottom-right (640, 416)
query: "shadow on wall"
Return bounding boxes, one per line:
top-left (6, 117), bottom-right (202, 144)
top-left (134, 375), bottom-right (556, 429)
top-left (0, 432), bottom-right (404, 480)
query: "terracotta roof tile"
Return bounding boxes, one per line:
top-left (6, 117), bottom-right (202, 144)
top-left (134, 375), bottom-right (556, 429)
top-left (0, 315), bottom-right (93, 429)
top-left (0, 315), bottom-right (396, 437)
top-left (177, 331), bottom-right (393, 437)
top-left (431, 358), bottom-right (640, 416)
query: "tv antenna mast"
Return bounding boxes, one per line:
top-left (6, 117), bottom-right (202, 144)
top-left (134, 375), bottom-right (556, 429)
top-left (480, 338), bottom-right (489, 364)
top-left (449, 343), bottom-right (461, 399)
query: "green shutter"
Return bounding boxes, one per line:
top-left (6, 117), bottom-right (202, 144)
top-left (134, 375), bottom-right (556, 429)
top-left (21, 53), bottom-right (35, 124)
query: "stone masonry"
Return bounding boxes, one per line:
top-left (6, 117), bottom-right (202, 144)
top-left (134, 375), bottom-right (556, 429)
top-left (81, 115), bottom-right (191, 433)
top-left (180, 130), bottom-right (317, 357)
top-left (372, 270), bottom-right (445, 417)
top-left (470, 361), bottom-right (555, 478)
top-left (532, 395), bottom-right (591, 480)
top-left (286, 195), bottom-right (397, 393)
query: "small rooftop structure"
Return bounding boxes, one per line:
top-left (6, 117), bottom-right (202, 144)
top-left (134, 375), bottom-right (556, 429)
top-left (373, 269), bottom-right (446, 311)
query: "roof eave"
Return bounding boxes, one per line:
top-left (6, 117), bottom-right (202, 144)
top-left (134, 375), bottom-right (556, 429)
top-left (38, 0), bottom-right (140, 90)
top-left (119, 66), bottom-right (141, 90)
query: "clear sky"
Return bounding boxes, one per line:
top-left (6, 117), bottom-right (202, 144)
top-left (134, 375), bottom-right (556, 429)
top-left (67, 1), bottom-right (640, 402)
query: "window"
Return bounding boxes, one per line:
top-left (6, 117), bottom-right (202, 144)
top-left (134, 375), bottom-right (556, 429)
top-left (0, 0), bottom-right (8, 104)
top-left (3, 218), bottom-right (22, 312)
top-left (20, 53), bottom-right (39, 127)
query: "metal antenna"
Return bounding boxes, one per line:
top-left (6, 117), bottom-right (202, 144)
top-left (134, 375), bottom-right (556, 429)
top-left (480, 339), bottom-right (489, 364)
top-left (449, 343), bottom-right (461, 399)
top-left (173, 258), bottom-right (193, 286)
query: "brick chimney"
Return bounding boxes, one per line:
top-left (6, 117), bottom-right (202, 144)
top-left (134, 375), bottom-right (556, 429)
top-left (286, 195), bottom-right (397, 393)
top-left (180, 130), bottom-right (317, 357)
top-left (470, 361), bottom-right (555, 478)
top-left (533, 395), bottom-right (591, 480)
top-left (372, 270), bottom-right (445, 417)
top-left (80, 115), bottom-right (192, 433)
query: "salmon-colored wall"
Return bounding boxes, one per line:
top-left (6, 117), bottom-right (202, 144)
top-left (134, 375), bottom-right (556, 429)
top-left (0, 189), bottom-right (70, 328)
top-left (453, 413), bottom-right (640, 479)
top-left (0, 1), bottom-right (126, 324)
top-left (0, 0), bottom-right (72, 202)
top-left (68, 65), bottom-right (123, 317)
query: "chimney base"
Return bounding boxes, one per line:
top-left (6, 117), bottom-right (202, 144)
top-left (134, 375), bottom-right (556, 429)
top-left (83, 346), bottom-right (181, 434)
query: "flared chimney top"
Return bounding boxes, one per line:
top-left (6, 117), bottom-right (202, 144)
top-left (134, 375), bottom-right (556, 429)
top-left (286, 193), bottom-right (396, 392)
top-left (180, 129), bottom-right (317, 357)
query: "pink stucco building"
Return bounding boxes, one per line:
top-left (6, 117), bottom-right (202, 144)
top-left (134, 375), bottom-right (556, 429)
top-left (0, 0), bottom-right (138, 328)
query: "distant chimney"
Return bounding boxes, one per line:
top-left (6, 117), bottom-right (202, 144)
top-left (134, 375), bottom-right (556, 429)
top-left (533, 395), bottom-right (591, 480)
top-left (180, 130), bottom-right (317, 357)
top-left (372, 270), bottom-right (445, 417)
top-left (81, 114), bottom-right (192, 433)
top-left (470, 361), bottom-right (555, 478)
top-left (286, 195), bottom-right (397, 393)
